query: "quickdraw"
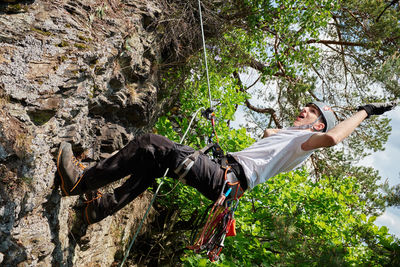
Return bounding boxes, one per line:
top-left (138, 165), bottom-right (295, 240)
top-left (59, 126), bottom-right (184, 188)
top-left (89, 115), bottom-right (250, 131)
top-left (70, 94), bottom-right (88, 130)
top-left (188, 167), bottom-right (244, 262)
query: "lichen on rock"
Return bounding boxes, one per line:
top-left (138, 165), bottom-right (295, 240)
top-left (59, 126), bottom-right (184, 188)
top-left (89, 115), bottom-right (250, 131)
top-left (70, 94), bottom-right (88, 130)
top-left (0, 0), bottom-right (179, 266)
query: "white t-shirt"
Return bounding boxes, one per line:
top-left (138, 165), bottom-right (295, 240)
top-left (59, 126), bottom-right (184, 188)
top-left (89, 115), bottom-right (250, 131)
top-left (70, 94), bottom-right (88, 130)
top-left (230, 129), bottom-right (316, 189)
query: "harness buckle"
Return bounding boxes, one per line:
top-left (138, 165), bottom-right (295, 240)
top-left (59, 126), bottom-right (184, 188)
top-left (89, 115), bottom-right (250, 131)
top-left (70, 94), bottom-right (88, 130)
top-left (174, 142), bottom-right (217, 181)
top-left (225, 171), bottom-right (245, 200)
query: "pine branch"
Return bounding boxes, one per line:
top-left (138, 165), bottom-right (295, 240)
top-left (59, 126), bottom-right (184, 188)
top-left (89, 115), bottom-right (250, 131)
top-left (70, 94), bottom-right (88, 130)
top-left (376, 0), bottom-right (399, 22)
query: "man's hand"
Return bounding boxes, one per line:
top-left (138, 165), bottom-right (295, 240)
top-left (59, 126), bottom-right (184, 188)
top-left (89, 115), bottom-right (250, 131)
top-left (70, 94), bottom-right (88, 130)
top-left (358, 100), bottom-right (398, 118)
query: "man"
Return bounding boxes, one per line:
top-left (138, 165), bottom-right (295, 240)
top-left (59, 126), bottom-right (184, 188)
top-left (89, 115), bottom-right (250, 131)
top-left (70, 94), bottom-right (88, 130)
top-left (57, 101), bottom-right (397, 224)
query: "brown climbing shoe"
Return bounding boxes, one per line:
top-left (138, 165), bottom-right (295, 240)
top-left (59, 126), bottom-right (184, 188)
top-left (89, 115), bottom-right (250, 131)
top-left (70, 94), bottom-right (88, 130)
top-left (57, 142), bottom-right (86, 196)
top-left (83, 191), bottom-right (105, 225)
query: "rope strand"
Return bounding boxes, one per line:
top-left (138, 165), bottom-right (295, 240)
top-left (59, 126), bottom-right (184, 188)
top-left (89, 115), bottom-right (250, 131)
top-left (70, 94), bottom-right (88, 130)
top-left (198, 0), bottom-right (213, 109)
top-left (120, 107), bottom-right (205, 267)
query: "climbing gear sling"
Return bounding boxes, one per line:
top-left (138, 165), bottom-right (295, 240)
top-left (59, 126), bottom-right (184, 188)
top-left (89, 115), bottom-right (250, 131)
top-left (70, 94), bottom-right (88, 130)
top-left (187, 166), bottom-right (245, 262)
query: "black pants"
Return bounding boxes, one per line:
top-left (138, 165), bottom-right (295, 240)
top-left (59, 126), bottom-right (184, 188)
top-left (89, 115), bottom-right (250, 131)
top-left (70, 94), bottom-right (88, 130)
top-left (79, 133), bottom-right (247, 219)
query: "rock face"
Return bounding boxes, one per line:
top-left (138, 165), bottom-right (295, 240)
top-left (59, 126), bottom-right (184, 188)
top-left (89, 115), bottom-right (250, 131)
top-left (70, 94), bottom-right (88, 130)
top-left (0, 0), bottom-right (175, 265)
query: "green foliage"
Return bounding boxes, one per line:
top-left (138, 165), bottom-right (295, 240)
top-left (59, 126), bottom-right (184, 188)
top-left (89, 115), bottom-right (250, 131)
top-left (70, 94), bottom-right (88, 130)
top-left (155, 52), bottom-right (254, 152)
top-left (180, 170), bottom-right (400, 266)
top-left (241, 0), bottom-right (339, 75)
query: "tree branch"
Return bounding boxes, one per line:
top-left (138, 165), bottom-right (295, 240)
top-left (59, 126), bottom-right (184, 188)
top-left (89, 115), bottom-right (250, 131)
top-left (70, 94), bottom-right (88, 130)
top-left (233, 71), bottom-right (282, 128)
top-left (376, 0), bottom-right (399, 22)
top-left (306, 39), bottom-right (366, 47)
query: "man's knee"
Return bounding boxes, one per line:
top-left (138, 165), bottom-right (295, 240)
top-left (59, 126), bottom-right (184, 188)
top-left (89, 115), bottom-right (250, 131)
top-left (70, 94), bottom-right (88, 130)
top-left (137, 133), bottom-right (174, 150)
top-left (136, 133), bottom-right (152, 146)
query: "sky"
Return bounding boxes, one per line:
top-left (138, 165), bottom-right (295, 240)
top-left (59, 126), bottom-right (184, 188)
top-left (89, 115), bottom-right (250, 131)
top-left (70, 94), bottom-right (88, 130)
top-left (361, 108), bottom-right (400, 238)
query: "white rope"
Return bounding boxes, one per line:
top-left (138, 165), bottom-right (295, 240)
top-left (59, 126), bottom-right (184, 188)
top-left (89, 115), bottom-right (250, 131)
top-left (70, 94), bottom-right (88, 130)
top-left (181, 107), bottom-right (205, 142)
top-left (197, 0), bottom-right (213, 109)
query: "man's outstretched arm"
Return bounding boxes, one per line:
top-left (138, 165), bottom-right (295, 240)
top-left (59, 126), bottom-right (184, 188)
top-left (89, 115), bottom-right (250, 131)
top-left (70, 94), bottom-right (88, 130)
top-left (301, 101), bottom-right (398, 151)
top-left (301, 110), bottom-right (367, 151)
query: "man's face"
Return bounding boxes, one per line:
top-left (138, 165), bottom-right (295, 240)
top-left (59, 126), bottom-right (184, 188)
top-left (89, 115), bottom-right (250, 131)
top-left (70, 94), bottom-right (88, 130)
top-left (293, 104), bottom-right (323, 129)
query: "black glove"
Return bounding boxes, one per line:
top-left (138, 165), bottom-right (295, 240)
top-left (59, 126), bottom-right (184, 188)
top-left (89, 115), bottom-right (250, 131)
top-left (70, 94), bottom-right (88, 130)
top-left (358, 100), bottom-right (398, 118)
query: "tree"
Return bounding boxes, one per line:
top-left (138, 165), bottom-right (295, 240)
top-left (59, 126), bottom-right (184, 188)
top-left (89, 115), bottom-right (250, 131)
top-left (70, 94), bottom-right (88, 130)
top-left (125, 0), bottom-right (400, 264)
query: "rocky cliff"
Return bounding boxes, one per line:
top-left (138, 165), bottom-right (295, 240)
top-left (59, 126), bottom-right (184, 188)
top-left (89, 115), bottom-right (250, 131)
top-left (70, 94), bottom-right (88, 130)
top-left (0, 0), bottom-right (185, 265)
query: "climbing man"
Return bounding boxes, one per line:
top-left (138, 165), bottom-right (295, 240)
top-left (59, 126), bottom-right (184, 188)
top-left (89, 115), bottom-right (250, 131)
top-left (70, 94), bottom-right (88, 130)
top-left (57, 101), bottom-right (397, 224)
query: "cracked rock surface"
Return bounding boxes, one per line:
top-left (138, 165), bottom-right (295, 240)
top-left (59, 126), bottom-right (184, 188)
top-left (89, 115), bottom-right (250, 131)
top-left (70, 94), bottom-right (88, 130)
top-left (0, 0), bottom-right (172, 265)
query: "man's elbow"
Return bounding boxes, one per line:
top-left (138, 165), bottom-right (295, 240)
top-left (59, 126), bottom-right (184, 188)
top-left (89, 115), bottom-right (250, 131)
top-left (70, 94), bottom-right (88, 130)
top-left (324, 133), bottom-right (340, 147)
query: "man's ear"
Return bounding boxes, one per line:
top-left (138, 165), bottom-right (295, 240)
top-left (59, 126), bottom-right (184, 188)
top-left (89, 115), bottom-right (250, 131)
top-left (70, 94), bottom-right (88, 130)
top-left (313, 122), bottom-right (325, 132)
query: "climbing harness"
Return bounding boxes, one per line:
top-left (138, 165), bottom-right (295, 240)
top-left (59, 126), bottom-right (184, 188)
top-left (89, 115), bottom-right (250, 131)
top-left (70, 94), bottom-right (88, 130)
top-left (175, 109), bottom-right (245, 261)
top-left (174, 142), bottom-right (213, 181)
top-left (174, 108), bottom-right (225, 181)
top-left (173, 107), bottom-right (240, 262)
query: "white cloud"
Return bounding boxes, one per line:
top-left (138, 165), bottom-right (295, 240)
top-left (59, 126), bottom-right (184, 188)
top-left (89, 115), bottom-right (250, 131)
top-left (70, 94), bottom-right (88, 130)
top-left (359, 108), bottom-right (400, 186)
top-left (375, 207), bottom-right (400, 238)
top-left (359, 107), bottom-right (400, 238)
